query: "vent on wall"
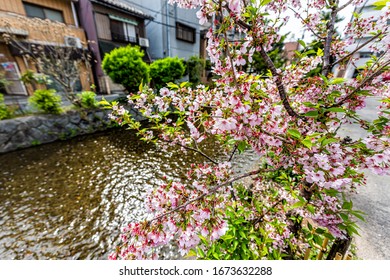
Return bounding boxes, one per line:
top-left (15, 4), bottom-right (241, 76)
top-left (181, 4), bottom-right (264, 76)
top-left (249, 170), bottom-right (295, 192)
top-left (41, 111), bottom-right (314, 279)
top-left (138, 37), bottom-right (149, 48)
top-left (64, 36), bottom-right (82, 48)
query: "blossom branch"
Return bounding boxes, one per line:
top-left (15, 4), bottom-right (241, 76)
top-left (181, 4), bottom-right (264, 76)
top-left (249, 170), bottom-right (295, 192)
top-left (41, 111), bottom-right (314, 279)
top-left (335, 0), bottom-right (354, 13)
top-left (149, 165), bottom-right (283, 224)
top-left (257, 44), bottom-right (302, 119)
top-left (164, 139), bottom-right (219, 165)
top-left (287, 7), bottom-right (325, 40)
top-left (330, 32), bottom-right (383, 68)
top-left (333, 59), bottom-right (390, 107)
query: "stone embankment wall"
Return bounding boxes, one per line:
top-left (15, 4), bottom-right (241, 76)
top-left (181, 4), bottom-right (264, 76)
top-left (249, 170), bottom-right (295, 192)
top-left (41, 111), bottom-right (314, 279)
top-left (0, 108), bottom-right (143, 154)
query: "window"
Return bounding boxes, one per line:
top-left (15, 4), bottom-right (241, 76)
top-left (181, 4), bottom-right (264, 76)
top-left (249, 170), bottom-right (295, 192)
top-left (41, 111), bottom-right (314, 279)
top-left (23, 2), bottom-right (64, 23)
top-left (360, 52), bottom-right (373, 58)
top-left (176, 22), bottom-right (195, 43)
top-left (110, 20), bottom-right (137, 43)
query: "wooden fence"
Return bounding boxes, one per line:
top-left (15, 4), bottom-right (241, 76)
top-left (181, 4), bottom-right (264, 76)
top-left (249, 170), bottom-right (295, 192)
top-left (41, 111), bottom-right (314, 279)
top-left (304, 236), bottom-right (353, 260)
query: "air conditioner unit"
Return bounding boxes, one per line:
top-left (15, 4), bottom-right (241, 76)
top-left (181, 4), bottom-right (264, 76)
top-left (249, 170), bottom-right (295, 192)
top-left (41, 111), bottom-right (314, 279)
top-left (138, 37), bottom-right (149, 48)
top-left (64, 36), bottom-right (82, 48)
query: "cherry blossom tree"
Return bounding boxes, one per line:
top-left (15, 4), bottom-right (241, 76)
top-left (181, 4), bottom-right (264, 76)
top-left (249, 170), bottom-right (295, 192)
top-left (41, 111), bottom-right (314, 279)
top-left (103, 0), bottom-right (390, 260)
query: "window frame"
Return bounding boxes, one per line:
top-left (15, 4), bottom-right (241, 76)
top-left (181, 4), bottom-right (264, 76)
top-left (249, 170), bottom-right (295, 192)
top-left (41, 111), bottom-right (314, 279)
top-left (23, 2), bottom-right (65, 23)
top-left (176, 22), bottom-right (196, 44)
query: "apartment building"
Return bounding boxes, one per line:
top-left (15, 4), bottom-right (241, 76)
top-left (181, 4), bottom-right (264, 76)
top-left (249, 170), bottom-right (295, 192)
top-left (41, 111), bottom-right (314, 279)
top-left (122, 0), bottom-right (204, 60)
top-left (76, 0), bottom-right (153, 93)
top-left (0, 0), bottom-right (92, 95)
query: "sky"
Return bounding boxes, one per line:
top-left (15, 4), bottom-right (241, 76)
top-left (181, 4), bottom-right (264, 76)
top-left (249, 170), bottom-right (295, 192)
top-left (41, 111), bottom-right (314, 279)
top-left (278, 0), bottom-right (356, 42)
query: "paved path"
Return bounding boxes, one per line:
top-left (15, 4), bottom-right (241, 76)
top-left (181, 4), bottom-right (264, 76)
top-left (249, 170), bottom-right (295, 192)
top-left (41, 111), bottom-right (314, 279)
top-left (338, 97), bottom-right (390, 260)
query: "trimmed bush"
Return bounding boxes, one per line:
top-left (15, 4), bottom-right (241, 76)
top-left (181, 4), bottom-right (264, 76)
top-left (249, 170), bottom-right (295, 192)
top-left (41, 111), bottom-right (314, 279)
top-left (0, 93), bottom-right (13, 120)
top-left (187, 55), bottom-right (206, 85)
top-left (102, 45), bottom-right (149, 94)
top-left (76, 91), bottom-right (98, 109)
top-left (150, 57), bottom-right (186, 90)
top-left (28, 89), bottom-right (62, 114)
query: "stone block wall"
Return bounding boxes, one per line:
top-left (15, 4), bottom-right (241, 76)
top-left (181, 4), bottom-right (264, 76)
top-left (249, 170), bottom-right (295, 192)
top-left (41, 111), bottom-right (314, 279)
top-left (0, 109), bottom-right (115, 154)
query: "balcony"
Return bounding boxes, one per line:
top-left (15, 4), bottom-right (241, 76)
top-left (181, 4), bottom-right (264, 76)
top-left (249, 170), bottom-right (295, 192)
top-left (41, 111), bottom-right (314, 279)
top-left (111, 32), bottom-right (137, 44)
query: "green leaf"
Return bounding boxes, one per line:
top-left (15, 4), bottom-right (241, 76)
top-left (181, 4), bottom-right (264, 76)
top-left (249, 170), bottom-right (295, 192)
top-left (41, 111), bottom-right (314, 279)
top-left (303, 110), bottom-right (319, 117)
top-left (221, 235), bottom-right (234, 241)
top-left (239, 230), bottom-right (247, 240)
top-left (291, 200), bottom-right (306, 209)
top-left (298, 39), bottom-right (306, 48)
top-left (187, 249), bottom-right (197, 258)
top-left (301, 139), bottom-right (313, 149)
top-left (317, 48), bottom-right (324, 57)
top-left (237, 141), bottom-right (249, 153)
top-left (315, 228), bottom-right (326, 234)
top-left (196, 247), bottom-right (205, 258)
top-left (321, 137), bottom-right (338, 146)
top-left (260, 0), bottom-right (272, 6)
top-left (342, 200), bottom-right (353, 210)
top-left (303, 102), bottom-right (317, 108)
top-left (98, 98), bottom-right (110, 106)
top-left (357, 90), bottom-right (372, 96)
top-left (166, 82), bottom-right (179, 89)
top-left (351, 210), bottom-right (366, 221)
top-left (319, 74), bottom-right (328, 84)
top-left (373, 0), bottom-right (389, 9)
top-left (329, 78), bottom-right (346, 85)
top-left (326, 107), bottom-right (345, 113)
top-left (307, 205), bottom-right (315, 214)
top-left (340, 213), bottom-right (349, 221)
top-left (180, 81), bottom-right (189, 88)
top-left (212, 252), bottom-right (220, 260)
top-left (287, 129), bottom-right (302, 139)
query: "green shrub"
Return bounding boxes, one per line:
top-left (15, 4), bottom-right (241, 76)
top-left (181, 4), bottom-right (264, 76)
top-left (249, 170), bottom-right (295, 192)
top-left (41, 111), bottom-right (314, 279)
top-left (76, 91), bottom-right (98, 109)
top-left (0, 93), bottom-right (13, 120)
top-left (187, 56), bottom-right (206, 85)
top-left (28, 89), bottom-right (62, 114)
top-left (150, 56), bottom-right (186, 90)
top-left (102, 45), bottom-right (149, 94)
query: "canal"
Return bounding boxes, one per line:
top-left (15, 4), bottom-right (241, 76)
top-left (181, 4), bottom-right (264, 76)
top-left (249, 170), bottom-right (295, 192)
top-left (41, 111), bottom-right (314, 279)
top-left (0, 127), bottom-right (257, 259)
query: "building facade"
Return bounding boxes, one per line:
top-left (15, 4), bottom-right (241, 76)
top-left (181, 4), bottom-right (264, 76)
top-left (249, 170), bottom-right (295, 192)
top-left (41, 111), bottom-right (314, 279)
top-left (76, 0), bottom-right (152, 93)
top-left (334, 0), bottom-right (388, 79)
top-left (123, 0), bottom-right (203, 60)
top-left (0, 0), bottom-right (91, 96)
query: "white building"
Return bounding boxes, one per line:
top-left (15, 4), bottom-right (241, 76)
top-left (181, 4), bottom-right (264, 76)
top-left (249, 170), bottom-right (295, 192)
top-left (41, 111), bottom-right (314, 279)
top-left (123, 0), bottom-right (204, 60)
top-left (335, 0), bottom-right (388, 79)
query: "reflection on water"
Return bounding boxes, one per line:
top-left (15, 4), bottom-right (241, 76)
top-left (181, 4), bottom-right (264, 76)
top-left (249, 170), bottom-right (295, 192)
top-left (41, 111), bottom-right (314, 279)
top-left (0, 127), bottom-right (257, 259)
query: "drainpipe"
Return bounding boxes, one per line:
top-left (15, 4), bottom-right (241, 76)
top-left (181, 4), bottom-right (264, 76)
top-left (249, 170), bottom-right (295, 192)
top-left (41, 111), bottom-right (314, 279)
top-left (166, 1), bottom-right (170, 57)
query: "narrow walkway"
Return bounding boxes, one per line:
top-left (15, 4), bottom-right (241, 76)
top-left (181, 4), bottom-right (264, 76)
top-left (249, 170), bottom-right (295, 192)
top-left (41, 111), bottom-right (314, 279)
top-left (3, 91), bottom-right (127, 112)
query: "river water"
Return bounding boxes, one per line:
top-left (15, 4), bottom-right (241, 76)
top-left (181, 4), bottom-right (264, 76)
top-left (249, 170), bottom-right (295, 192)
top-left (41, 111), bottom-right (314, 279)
top-left (0, 127), bottom-right (257, 260)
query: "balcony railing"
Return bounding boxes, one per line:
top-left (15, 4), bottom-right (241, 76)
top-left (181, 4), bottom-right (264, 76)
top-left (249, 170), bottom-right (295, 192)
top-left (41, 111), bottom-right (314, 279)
top-left (111, 32), bottom-right (137, 44)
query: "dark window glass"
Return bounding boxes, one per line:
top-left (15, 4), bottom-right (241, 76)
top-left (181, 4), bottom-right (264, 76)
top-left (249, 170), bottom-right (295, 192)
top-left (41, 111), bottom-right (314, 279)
top-left (24, 3), bottom-right (45, 19)
top-left (23, 2), bottom-right (64, 23)
top-left (176, 22), bottom-right (195, 43)
top-left (360, 52), bottom-right (373, 58)
top-left (110, 20), bottom-right (137, 43)
top-left (45, 9), bottom-right (64, 22)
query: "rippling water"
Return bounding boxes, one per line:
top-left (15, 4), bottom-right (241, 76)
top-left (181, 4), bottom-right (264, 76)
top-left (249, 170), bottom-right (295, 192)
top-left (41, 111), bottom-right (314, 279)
top-left (0, 127), bottom-right (258, 260)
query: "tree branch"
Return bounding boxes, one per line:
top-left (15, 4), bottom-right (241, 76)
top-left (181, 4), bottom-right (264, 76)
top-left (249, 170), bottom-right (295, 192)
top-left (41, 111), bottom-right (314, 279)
top-left (163, 139), bottom-right (219, 165)
top-left (333, 60), bottom-right (390, 107)
top-left (287, 7), bottom-right (325, 40)
top-left (331, 32), bottom-right (383, 68)
top-left (149, 166), bottom-right (280, 223)
top-left (321, 1), bottom-right (338, 76)
top-left (257, 44), bottom-right (302, 119)
top-left (231, 14), bottom-right (302, 119)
